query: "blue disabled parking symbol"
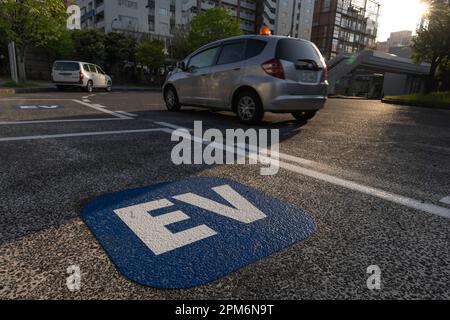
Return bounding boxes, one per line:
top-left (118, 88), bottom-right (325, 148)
top-left (82, 177), bottom-right (316, 289)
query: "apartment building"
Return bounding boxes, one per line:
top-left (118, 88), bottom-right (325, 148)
top-left (77, 0), bottom-right (177, 39)
top-left (311, 0), bottom-right (381, 60)
top-left (77, 0), bottom-right (316, 40)
top-left (257, 0), bottom-right (314, 39)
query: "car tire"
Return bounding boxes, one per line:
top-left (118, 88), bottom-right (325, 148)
top-left (292, 111), bottom-right (317, 121)
top-left (235, 90), bottom-right (264, 124)
top-left (56, 85), bottom-right (65, 91)
top-left (164, 86), bottom-right (181, 111)
top-left (85, 80), bottom-right (93, 93)
top-left (106, 81), bottom-right (112, 92)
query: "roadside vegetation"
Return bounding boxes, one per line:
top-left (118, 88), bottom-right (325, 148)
top-left (383, 92), bottom-right (450, 109)
top-left (412, 0), bottom-right (450, 93)
top-left (0, 1), bottom-right (242, 86)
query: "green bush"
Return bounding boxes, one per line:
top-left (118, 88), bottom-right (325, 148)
top-left (383, 92), bottom-right (450, 108)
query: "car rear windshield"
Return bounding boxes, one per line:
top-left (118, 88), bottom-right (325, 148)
top-left (276, 39), bottom-right (322, 65)
top-left (53, 62), bottom-right (80, 71)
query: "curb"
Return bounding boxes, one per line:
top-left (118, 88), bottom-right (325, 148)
top-left (0, 86), bottom-right (162, 95)
top-left (381, 98), bottom-right (450, 111)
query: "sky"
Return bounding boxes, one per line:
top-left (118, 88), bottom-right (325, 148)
top-left (377, 0), bottom-right (429, 41)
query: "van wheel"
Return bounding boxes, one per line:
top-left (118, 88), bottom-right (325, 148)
top-left (106, 81), bottom-right (112, 92)
top-left (85, 80), bottom-right (93, 93)
top-left (235, 90), bottom-right (264, 124)
top-left (292, 111), bottom-right (317, 121)
top-left (164, 86), bottom-right (181, 111)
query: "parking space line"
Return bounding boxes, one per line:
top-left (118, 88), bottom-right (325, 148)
top-left (162, 122), bottom-right (450, 220)
top-left (116, 111), bottom-right (138, 118)
top-left (154, 121), bottom-right (193, 131)
top-left (0, 128), bottom-right (168, 142)
top-left (440, 196), bottom-right (450, 205)
top-left (72, 99), bottom-right (132, 119)
top-left (0, 118), bottom-right (127, 125)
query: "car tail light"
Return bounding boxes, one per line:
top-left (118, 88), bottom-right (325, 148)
top-left (261, 59), bottom-right (285, 79)
top-left (79, 71), bottom-right (84, 82)
top-left (321, 64), bottom-right (328, 82)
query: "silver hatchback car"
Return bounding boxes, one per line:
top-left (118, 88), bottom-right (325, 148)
top-left (163, 35), bottom-right (328, 124)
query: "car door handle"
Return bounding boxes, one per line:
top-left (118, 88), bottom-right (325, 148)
top-left (200, 74), bottom-right (207, 77)
top-left (233, 68), bottom-right (241, 71)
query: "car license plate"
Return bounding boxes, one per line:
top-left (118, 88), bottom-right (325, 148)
top-left (299, 71), bottom-right (317, 83)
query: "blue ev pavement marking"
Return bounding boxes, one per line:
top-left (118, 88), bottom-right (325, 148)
top-left (82, 177), bottom-right (316, 289)
top-left (15, 104), bottom-right (64, 110)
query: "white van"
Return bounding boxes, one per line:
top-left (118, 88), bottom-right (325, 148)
top-left (52, 61), bottom-right (112, 93)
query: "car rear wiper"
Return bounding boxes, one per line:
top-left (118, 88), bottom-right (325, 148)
top-left (295, 59), bottom-right (321, 71)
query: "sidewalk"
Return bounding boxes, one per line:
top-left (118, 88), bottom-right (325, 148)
top-left (0, 79), bottom-right (161, 95)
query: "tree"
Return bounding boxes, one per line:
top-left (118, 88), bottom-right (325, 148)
top-left (70, 29), bottom-right (106, 66)
top-left (42, 28), bottom-right (75, 62)
top-left (412, 0), bottom-right (450, 92)
top-left (171, 26), bottom-right (191, 60)
top-left (187, 7), bottom-right (243, 52)
top-left (0, 0), bottom-right (67, 81)
top-left (104, 32), bottom-right (136, 80)
top-left (0, 27), bottom-right (8, 76)
top-left (135, 38), bottom-right (165, 83)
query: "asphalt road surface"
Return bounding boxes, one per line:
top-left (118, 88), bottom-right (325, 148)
top-left (0, 91), bottom-right (449, 299)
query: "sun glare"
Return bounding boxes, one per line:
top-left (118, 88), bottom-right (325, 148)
top-left (378, 0), bottom-right (430, 41)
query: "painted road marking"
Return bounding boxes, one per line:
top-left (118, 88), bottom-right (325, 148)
top-left (82, 177), bottom-right (315, 288)
top-left (72, 99), bottom-right (131, 119)
top-left (15, 105), bottom-right (63, 110)
top-left (1, 117), bottom-right (447, 220)
top-left (154, 121), bottom-right (192, 131)
top-left (116, 111), bottom-right (138, 118)
top-left (162, 122), bottom-right (450, 220)
top-left (0, 128), bottom-right (169, 142)
top-left (0, 118), bottom-right (127, 125)
top-left (440, 196), bottom-right (450, 205)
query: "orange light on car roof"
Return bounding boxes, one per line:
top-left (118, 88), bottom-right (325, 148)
top-left (260, 26), bottom-right (272, 36)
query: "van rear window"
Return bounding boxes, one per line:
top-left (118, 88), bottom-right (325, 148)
top-left (276, 39), bottom-right (322, 65)
top-left (54, 62), bottom-right (80, 71)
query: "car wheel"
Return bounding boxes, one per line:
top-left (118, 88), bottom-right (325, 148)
top-left (56, 85), bottom-right (65, 92)
top-left (235, 90), bottom-right (264, 124)
top-left (85, 80), bottom-right (93, 93)
top-left (106, 81), bottom-right (112, 92)
top-left (292, 111), bottom-right (317, 121)
top-left (164, 86), bottom-right (181, 111)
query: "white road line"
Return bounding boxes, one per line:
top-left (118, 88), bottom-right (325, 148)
top-left (0, 128), bottom-right (167, 142)
top-left (154, 121), bottom-right (193, 131)
top-left (0, 118), bottom-right (127, 125)
top-left (0, 98), bottom-right (74, 101)
top-left (440, 196), bottom-right (450, 205)
top-left (72, 99), bottom-right (132, 119)
top-left (162, 122), bottom-right (450, 220)
top-left (116, 111), bottom-right (138, 117)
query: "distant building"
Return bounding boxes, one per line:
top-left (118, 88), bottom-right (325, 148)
top-left (77, 0), bottom-right (315, 41)
top-left (376, 30), bottom-right (413, 59)
top-left (257, 0), bottom-right (315, 40)
top-left (375, 40), bottom-right (388, 53)
top-left (311, 0), bottom-right (381, 60)
top-left (388, 30), bottom-right (412, 47)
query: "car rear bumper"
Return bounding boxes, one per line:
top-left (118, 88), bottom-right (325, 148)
top-left (53, 82), bottom-right (84, 86)
top-left (265, 95), bottom-right (327, 112)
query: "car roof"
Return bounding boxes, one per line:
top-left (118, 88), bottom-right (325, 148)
top-left (53, 60), bottom-right (97, 65)
top-left (191, 35), bottom-right (312, 55)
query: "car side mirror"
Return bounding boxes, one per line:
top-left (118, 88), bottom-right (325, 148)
top-left (177, 61), bottom-right (186, 71)
top-left (167, 65), bottom-right (175, 72)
